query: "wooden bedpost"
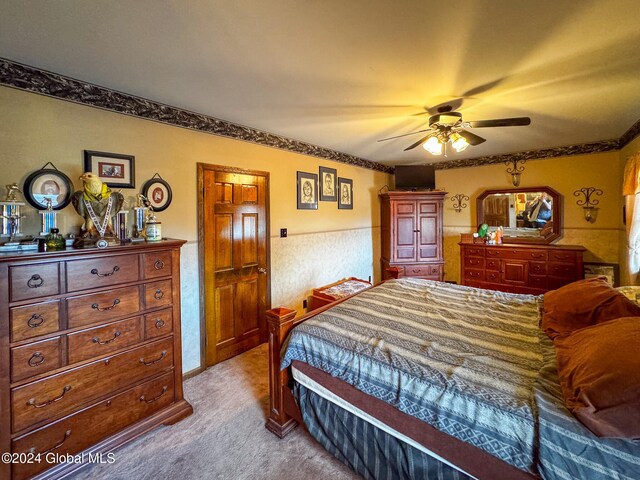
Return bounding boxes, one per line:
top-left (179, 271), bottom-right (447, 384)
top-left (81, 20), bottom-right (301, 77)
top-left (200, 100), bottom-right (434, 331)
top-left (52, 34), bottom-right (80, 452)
top-left (265, 307), bottom-right (299, 438)
top-left (386, 267), bottom-right (401, 279)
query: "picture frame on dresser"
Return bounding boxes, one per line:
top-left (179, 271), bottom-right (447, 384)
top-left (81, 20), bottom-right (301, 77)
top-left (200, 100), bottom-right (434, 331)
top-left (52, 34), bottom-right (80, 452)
top-left (584, 262), bottom-right (619, 287)
top-left (84, 150), bottom-right (135, 188)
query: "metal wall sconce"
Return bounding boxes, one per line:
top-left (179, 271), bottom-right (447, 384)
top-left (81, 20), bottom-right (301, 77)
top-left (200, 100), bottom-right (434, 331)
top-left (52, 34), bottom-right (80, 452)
top-left (450, 193), bottom-right (469, 213)
top-left (505, 159), bottom-right (526, 186)
top-left (574, 187), bottom-right (603, 223)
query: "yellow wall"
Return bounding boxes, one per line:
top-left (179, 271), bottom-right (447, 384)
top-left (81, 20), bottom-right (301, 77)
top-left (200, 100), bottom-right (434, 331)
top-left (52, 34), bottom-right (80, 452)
top-left (437, 151), bottom-right (626, 284)
top-left (0, 86), bottom-right (388, 240)
top-left (0, 86), bottom-right (391, 372)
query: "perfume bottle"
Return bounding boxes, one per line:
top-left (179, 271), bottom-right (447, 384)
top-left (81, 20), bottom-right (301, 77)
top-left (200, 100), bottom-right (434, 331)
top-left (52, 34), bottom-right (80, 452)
top-left (45, 228), bottom-right (65, 251)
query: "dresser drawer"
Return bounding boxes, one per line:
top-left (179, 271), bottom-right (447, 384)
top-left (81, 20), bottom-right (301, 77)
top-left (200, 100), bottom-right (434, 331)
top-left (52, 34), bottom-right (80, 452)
top-left (145, 280), bottom-right (172, 309)
top-left (67, 316), bottom-right (144, 364)
top-left (485, 270), bottom-right (500, 283)
top-left (10, 263), bottom-right (60, 302)
top-left (529, 262), bottom-right (547, 275)
top-left (464, 269), bottom-right (485, 281)
top-left (549, 251), bottom-right (578, 263)
top-left (145, 309), bottom-right (173, 340)
top-left (66, 254), bottom-right (139, 292)
top-left (11, 371), bottom-right (175, 480)
top-left (464, 257), bottom-right (485, 269)
top-left (485, 248), bottom-right (547, 261)
top-left (403, 265), bottom-right (431, 277)
top-left (67, 286), bottom-right (141, 329)
top-left (528, 275), bottom-right (548, 289)
top-left (11, 337), bottom-right (174, 432)
top-left (143, 251), bottom-right (173, 279)
top-left (11, 337), bottom-right (62, 383)
top-left (10, 300), bottom-right (60, 342)
top-left (549, 263), bottom-right (577, 278)
top-left (485, 258), bottom-right (500, 271)
top-left (462, 246), bottom-right (485, 257)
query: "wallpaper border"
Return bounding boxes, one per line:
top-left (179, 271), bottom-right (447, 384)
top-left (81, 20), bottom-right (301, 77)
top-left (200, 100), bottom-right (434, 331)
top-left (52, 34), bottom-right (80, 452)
top-left (1, 57), bottom-right (637, 173)
top-left (0, 58), bottom-right (393, 174)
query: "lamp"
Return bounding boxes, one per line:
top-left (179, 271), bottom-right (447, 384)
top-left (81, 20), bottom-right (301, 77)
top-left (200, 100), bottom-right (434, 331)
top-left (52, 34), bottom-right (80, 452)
top-left (422, 131), bottom-right (469, 155)
top-left (505, 159), bottom-right (526, 186)
top-left (423, 136), bottom-right (443, 155)
top-left (574, 187), bottom-right (603, 223)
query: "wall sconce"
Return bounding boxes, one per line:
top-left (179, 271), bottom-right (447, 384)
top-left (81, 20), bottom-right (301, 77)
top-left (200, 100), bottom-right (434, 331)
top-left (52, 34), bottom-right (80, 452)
top-left (450, 194), bottom-right (469, 213)
top-left (574, 187), bottom-right (603, 223)
top-left (505, 159), bottom-right (526, 186)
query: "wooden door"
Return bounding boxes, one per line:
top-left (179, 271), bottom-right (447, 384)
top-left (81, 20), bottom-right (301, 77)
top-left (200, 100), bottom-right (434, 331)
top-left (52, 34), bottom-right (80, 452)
top-left (201, 165), bottom-right (270, 366)
top-left (501, 259), bottom-right (528, 285)
top-left (392, 200), bottom-right (417, 262)
top-left (417, 200), bottom-right (439, 261)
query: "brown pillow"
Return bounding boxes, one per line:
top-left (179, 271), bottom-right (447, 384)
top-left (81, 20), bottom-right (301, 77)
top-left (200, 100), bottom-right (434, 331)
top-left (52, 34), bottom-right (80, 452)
top-left (541, 277), bottom-right (640, 339)
top-left (554, 317), bottom-right (640, 438)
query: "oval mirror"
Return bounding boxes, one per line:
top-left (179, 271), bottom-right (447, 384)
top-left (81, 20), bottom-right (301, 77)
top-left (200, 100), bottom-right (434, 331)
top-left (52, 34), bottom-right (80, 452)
top-left (477, 186), bottom-right (561, 244)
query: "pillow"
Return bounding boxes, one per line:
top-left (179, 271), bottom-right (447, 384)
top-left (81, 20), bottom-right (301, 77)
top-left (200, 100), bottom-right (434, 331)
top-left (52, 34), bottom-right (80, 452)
top-left (541, 277), bottom-right (640, 339)
top-left (554, 317), bottom-right (640, 438)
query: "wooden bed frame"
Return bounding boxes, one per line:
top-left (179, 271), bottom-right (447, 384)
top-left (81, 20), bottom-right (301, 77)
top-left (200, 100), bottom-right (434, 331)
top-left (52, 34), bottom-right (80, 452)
top-left (265, 269), bottom-right (400, 438)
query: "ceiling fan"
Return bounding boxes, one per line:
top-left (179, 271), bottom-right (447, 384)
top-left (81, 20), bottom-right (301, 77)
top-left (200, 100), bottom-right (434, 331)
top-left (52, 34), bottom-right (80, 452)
top-left (378, 105), bottom-right (531, 155)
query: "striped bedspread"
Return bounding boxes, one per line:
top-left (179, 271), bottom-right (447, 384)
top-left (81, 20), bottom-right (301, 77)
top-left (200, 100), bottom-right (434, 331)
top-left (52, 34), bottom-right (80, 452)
top-left (282, 278), bottom-right (640, 479)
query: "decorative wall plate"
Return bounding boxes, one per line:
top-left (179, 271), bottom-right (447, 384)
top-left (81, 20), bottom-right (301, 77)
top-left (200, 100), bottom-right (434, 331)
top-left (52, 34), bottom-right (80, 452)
top-left (23, 163), bottom-right (74, 210)
top-left (141, 173), bottom-right (172, 211)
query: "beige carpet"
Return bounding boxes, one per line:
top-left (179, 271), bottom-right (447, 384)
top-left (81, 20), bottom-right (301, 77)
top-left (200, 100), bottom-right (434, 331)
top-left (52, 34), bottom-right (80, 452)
top-left (72, 344), bottom-right (359, 479)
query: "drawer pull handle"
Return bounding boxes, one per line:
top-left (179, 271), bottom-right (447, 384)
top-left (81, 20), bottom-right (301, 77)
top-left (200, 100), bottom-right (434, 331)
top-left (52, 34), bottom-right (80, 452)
top-left (27, 314), bottom-right (45, 328)
top-left (92, 331), bottom-right (121, 345)
top-left (28, 430), bottom-right (71, 455)
top-left (488, 251), bottom-right (499, 256)
top-left (155, 318), bottom-right (166, 329)
top-left (140, 385), bottom-right (168, 404)
top-left (530, 253), bottom-right (544, 259)
top-left (140, 350), bottom-right (167, 366)
top-left (412, 269), bottom-right (421, 273)
top-left (91, 266), bottom-right (120, 277)
top-left (27, 274), bottom-right (44, 288)
top-left (154, 259), bottom-right (165, 270)
top-left (28, 352), bottom-right (46, 367)
top-left (92, 298), bottom-right (120, 311)
top-left (154, 289), bottom-right (164, 300)
top-left (27, 386), bottom-right (72, 408)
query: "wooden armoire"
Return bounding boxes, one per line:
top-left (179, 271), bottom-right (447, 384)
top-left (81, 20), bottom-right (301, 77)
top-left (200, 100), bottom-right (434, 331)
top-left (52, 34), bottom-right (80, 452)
top-left (380, 191), bottom-right (446, 281)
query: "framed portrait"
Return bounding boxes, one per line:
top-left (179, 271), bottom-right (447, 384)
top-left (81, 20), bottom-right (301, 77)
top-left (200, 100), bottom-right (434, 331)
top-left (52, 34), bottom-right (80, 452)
top-left (583, 262), bottom-right (619, 287)
top-left (23, 165), bottom-right (74, 210)
top-left (141, 174), bottom-right (173, 212)
top-left (297, 171), bottom-right (318, 210)
top-left (84, 150), bottom-right (135, 188)
top-left (338, 177), bottom-right (353, 210)
top-left (319, 166), bottom-right (337, 202)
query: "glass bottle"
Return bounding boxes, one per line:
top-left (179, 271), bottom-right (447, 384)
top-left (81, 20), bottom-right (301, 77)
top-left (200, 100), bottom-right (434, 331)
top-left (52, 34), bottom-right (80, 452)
top-left (45, 228), bottom-right (65, 251)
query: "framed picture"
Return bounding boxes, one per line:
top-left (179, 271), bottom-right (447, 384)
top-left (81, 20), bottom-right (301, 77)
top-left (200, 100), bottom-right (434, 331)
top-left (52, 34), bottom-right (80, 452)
top-left (84, 150), bottom-right (135, 188)
top-left (141, 174), bottom-right (173, 212)
top-left (319, 166), bottom-right (337, 202)
top-left (338, 177), bottom-right (353, 210)
top-left (297, 171), bottom-right (318, 210)
top-left (22, 164), bottom-right (74, 210)
top-left (584, 262), bottom-right (619, 287)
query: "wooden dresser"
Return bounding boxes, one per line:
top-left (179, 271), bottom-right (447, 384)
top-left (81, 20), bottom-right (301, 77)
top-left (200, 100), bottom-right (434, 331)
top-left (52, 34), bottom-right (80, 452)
top-left (380, 191), bottom-right (446, 281)
top-left (459, 240), bottom-right (586, 294)
top-left (0, 240), bottom-right (192, 480)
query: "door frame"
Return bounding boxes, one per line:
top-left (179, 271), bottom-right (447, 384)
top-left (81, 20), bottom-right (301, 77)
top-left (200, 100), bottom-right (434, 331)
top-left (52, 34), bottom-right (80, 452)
top-left (197, 163), bottom-right (271, 370)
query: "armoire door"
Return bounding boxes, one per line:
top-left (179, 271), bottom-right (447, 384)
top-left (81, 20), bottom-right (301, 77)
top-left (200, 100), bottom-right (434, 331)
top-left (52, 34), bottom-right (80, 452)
top-left (200, 164), bottom-right (270, 367)
top-left (417, 200), bottom-right (439, 261)
top-left (392, 200), bottom-right (417, 262)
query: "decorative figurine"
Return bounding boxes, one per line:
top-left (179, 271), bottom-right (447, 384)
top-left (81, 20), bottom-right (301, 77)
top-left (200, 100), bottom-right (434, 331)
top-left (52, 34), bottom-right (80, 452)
top-left (4, 183), bottom-right (21, 202)
top-left (71, 172), bottom-right (124, 248)
top-left (132, 194), bottom-right (150, 242)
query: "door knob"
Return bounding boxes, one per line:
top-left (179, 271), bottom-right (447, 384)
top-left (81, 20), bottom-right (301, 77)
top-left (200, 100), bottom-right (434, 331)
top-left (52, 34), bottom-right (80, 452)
top-left (258, 268), bottom-right (267, 274)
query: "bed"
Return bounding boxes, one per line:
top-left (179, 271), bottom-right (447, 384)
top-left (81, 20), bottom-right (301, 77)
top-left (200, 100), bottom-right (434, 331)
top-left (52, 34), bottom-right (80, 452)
top-left (265, 278), bottom-right (640, 479)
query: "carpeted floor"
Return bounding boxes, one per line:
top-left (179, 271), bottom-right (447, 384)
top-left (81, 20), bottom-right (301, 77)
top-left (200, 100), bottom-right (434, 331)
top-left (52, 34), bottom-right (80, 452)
top-left (72, 343), bottom-right (359, 479)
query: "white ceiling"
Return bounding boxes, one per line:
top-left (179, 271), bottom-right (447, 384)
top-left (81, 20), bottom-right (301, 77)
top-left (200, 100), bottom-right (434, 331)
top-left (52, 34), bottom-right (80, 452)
top-left (1, 0), bottom-right (639, 167)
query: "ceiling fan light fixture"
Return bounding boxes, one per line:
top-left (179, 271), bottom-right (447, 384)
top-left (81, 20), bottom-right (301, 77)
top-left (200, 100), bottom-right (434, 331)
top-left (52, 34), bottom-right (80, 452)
top-left (423, 136), bottom-right (443, 155)
top-left (450, 132), bottom-right (469, 152)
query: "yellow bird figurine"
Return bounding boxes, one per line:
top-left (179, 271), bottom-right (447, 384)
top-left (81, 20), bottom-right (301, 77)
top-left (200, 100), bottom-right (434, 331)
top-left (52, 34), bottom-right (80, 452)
top-left (71, 172), bottom-right (124, 242)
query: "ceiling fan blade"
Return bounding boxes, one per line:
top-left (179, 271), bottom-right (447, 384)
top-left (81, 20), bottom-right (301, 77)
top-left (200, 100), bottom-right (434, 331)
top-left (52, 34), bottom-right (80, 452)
top-left (459, 129), bottom-right (486, 146)
top-left (378, 128), bottom-right (433, 142)
top-left (404, 134), bottom-right (434, 151)
top-left (467, 117), bottom-right (531, 128)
